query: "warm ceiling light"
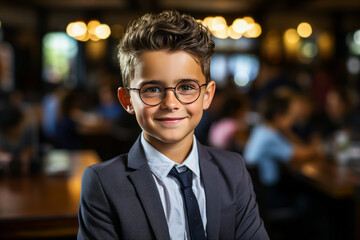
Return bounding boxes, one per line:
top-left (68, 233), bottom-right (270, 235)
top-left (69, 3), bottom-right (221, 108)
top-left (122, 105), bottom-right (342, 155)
top-left (212, 25), bottom-right (229, 39)
top-left (297, 22), bottom-right (312, 38)
top-left (203, 17), bottom-right (213, 29)
top-left (232, 18), bottom-right (248, 34)
top-left (284, 28), bottom-right (300, 44)
top-left (95, 24), bottom-right (111, 39)
top-left (243, 16), bottom-right (255, 24)
top-left (89, 34), bottom-right (100, 41)
top-left (87, 20), bottom-right (101, 35)
top-left (75, 32), bottom-right (90, 42)
top-left (66, 21), bottom-right (87, 38)
top-left (211, 16), bottom-right (227, 32)
top-left (228, 25), bottom-right (242, 39)
top-left (245, 23), bottom-right (262, 38)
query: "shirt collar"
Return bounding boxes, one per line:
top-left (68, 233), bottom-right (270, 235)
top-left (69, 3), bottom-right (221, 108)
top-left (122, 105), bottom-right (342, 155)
top-left (141, 132), bottom-right (200, 182)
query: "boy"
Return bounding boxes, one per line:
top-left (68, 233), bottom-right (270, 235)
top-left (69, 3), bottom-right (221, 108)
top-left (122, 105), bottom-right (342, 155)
top-left (78, 10), bottom-right (268, 240)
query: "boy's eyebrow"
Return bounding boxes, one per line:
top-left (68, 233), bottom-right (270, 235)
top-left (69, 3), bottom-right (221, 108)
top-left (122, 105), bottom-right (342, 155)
top-left (140, 80), bottom-right (163, 86)
top-left (180, 78), bottom-right (200, 83)
top-left (139, 78), bottom-right (201, 86)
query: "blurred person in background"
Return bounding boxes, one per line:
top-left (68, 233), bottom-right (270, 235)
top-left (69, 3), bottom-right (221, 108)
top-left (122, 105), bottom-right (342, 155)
top-left (243, 90), bottom-right (324, 208)
top-left (0, 104), bottom-right (36, 175)
top-left (96, 84), bottom-right (124, 122)
top-left (195, 87), bottom-right (226, 145)
top-left (42, 85), bottom-right (68, 144)
top-left (55, 89), bottom-right (84, 150)
top-left (290, 93), bottom-right (317, 142)
top-left (314, 87), bottom-right (360, 141)
top-left (208, 92), bottom-right (250, 153)
top-left (252, 61), bottom-right (301, 108)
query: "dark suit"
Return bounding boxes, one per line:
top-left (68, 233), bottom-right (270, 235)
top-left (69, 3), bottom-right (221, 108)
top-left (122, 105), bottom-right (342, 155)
top-left (78, 136), bottom-right (269, 240)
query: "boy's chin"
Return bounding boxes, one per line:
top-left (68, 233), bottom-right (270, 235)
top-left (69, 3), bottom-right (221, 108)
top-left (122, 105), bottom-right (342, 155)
top-left (146, 131), bottom-right (194, 145)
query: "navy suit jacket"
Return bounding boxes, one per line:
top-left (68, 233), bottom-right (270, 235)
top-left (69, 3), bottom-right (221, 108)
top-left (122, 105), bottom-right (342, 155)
top-left (78, 136), bottom-right (269, 240)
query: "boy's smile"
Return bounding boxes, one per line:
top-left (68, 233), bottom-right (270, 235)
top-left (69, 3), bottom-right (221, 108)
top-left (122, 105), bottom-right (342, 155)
top-left (118, 50), bottom-right (215, 162)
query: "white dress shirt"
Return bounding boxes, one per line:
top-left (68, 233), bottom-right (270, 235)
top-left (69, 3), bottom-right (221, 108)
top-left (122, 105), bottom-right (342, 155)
top-left (141, 133), bottom-right (207, 240)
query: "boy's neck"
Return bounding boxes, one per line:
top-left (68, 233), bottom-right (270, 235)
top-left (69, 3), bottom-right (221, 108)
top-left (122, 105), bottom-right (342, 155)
top-left (144, 133), bottom-right (194, 164)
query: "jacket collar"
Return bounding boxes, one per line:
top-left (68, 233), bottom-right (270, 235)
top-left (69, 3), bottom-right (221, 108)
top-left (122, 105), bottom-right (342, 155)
top-left (198, 142), bottom-right (221, 240)
top-left (127, 136), bottom-right (170, 240)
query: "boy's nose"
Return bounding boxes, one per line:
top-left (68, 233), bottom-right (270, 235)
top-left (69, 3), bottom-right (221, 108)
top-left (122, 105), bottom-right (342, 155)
top-left (160, 89), bottom-right (180, 110)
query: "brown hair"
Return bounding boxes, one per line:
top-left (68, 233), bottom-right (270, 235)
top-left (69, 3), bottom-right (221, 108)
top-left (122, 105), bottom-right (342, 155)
top-left (117, 10), bottom-right (215, 87)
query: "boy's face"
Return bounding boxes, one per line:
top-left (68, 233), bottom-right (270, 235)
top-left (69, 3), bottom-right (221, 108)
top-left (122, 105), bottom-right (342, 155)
top-left (118, 50), bottom-right (215, 147)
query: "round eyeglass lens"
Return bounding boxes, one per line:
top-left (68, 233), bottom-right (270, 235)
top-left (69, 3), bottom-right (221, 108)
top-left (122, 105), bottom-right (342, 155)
top-left (175, 80), bottom-right (200, 103)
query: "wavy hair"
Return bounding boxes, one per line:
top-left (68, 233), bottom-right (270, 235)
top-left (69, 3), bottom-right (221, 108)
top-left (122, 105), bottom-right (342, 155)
top-left (118, 10), bottom-right (215, 87)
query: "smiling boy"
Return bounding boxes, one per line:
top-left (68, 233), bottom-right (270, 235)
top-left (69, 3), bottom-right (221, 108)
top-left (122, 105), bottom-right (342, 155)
top-left (78, 10), bottom-right (268, 240)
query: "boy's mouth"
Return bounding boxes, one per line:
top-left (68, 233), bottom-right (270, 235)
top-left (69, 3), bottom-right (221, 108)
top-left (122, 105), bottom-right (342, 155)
top-left (155, 117), bottom-right (186, 124)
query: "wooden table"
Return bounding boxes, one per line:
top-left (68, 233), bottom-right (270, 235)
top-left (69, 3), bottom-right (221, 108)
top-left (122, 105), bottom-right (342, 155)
top-left (287, 159), bottom-right (360, 199)
top-left (287, 159), bottom-right (360, 240)
top-left (0, 150), bottom-right (100, 240)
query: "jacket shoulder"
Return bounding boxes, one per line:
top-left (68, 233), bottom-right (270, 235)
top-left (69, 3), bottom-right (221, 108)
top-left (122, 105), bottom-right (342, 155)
top-left (86, 153), bottom-right (130, 177)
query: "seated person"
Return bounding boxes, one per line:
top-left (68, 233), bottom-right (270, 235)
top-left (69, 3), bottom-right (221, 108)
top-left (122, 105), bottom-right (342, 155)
top-left (244, 92), bottom-right (323, 207)
top-left (0, 104), bottom-right (35, 175)
top-left (96, 84), bottom-right (124, 122)
top-left (208, 93), bottom-right (250, 153)
top-left (314, 87), bottom-right (360, 141)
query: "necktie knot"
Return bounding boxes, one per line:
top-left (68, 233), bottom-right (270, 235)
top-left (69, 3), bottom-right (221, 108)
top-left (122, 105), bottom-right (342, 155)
top-left (169, 166), bottom-right (192, 189)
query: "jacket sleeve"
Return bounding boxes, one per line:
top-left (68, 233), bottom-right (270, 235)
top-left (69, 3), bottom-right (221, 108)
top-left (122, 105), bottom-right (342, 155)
top-left (235, 156), bottom-right (269, 240)
top-left (77, 166), bottom-right (119, 240)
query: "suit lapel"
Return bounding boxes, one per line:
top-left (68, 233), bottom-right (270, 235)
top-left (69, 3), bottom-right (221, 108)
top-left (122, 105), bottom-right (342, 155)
top-left (127, 137), bottom-right (170, 240)
top-left (198, 142), bottom-right (221, 240)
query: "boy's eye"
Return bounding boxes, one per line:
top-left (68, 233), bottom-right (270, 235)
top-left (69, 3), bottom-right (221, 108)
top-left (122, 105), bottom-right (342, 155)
top-left (177, 83), bottom-right (197, 93)
top-left (141, 86), bottom-right (162, 94)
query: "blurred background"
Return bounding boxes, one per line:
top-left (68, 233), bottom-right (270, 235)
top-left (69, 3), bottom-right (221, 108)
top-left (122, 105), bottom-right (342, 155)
top-left (0, 0), bottom-right (360, 239)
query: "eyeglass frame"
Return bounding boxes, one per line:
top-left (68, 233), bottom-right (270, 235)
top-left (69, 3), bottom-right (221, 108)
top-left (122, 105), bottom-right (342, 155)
top-left (126, 80), bottom-right (208, 106)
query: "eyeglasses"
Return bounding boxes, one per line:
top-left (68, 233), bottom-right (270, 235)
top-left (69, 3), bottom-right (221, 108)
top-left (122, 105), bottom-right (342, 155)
top-left (126, 80), bottom-right (208, 106)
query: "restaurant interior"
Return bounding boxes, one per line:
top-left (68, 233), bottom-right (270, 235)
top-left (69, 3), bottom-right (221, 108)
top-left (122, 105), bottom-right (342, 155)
top-left (0, 0), bottom-right (360, 239)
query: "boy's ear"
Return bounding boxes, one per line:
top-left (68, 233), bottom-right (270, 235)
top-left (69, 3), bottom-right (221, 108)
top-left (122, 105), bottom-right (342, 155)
top-left (202, 80), bottom-right (216, 110)
top-left (118, 87), bottom-right (135, 114)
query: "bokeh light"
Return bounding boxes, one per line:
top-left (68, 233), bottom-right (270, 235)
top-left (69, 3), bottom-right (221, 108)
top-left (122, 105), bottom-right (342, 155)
top-left (317, 32), bottom-right (334, 59)
top-left (297, 22), bottom-right (312, 38)
top-left (66, 21), bottom-right (87, 38)
top-left (211, 16), bottom-right (227, 32)
top-left (232, 18), bottom-right (249, 34)
top-left (347, 57), bottom-right (360, 74)
top-left (234, 72), bottom-right (250, 87)
top-left (95, 24), bottom-right (111, 39)
top-left (212, 25), bottom-right (229, 39)
top-left (245, 23), bottom-right (262, 38)
top-left (354, 29), bottom-right (360, 45)
top-left (301, 41), bottom-right (318, 58)
top-left (87, 20), bottom-right (101, 35)
top-left (243, 16), bottom-right (255, 24)
top-left (203, 17), bottom-right (213, 29)
top-left (284, 28), bottom-right (300, 44)
top-left (228, 25), bottom-right (243, 39)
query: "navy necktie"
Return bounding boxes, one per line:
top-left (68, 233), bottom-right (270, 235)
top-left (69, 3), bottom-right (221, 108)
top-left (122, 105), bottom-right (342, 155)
top-left (169, 167), bottom-right (206, 240)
